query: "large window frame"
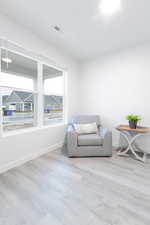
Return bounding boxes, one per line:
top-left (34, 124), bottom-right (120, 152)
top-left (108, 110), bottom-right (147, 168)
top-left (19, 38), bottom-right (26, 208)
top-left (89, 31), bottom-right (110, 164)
top-left (42, 63), bottom-right (65, 126)
top-left (0, 40), bottom-right (67, 137)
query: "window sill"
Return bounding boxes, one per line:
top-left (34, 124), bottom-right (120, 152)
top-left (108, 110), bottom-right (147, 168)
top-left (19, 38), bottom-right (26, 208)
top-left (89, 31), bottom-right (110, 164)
top-left (2, 122), bottom-right (67, 138)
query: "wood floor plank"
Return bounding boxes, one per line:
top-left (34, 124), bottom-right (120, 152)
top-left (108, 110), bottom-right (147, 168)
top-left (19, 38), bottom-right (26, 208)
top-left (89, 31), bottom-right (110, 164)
top-left (0, 149), bottom-right (150, 225)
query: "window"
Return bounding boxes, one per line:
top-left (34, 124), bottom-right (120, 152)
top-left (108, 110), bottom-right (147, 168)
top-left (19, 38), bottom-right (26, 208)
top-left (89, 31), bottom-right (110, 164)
top-left (43, 64), bottom-right (64, 125)
top-left (0, 41), bottom-right (66, 135)
top-left (0, 49), bottom-right (37, 132)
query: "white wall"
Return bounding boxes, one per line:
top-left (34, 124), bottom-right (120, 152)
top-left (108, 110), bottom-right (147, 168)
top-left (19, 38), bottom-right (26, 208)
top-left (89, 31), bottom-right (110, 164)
top-left (0, 13), bottom-right (79, 171)
top-left (79, 44), bottom-right (150, 150)
top-left (1, 11), bottom-right (150, 170)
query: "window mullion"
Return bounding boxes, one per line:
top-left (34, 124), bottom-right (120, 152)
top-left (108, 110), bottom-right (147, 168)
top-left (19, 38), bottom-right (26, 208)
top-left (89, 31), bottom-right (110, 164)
top-left (0, 48), bottom-right (2, 136)
top-left (63, 71), bottom-right (68, 124)
top-left (37, 62), bottom-right (43, 127)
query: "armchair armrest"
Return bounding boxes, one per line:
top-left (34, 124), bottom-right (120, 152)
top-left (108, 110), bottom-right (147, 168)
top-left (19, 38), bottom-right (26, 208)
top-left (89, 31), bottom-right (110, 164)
top-left (99, 127), bottom-right (110, 137)
top-left (67, 125), bottom-right (78, 156)
top-left (99, 127), bottom-right (112, 156)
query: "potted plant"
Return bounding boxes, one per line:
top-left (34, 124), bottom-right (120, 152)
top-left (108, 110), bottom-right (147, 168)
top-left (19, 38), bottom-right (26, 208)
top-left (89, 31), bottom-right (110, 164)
top-left (126, 114), bottom-right (141, 129)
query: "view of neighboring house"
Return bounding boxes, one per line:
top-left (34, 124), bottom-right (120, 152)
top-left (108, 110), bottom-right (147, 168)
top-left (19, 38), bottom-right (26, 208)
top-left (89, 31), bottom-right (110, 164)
top-left (44, 95), bottom-right (63, 112)
top-left (2, 90), bottom-right (63, 114)
top-left (3, 91), bottom-right (33, 112)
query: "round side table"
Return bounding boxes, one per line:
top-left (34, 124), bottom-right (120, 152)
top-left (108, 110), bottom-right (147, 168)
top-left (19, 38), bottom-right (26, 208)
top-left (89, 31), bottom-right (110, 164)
top-left (116, 125), bottom-right (149, 162)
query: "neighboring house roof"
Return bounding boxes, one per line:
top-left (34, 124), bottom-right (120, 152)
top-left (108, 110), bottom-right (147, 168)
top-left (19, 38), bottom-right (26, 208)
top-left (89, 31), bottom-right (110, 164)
top-left (52, 95), bottom-right (62, 105)
top-left (44, 95), bottom-right (62, 107)
top-left (6, 91), bottom-right (24, 104)
top-left (2, 91), bottom-right (33, 104)
top-left (14, 91), bottom-right (33, 102)
top-left (3, 90), bottom-right (62, 108)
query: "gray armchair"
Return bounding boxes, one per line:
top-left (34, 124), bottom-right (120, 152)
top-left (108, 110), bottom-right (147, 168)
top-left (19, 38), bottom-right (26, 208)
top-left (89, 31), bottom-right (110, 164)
top-left (67, 115), bottom-right (112, 157)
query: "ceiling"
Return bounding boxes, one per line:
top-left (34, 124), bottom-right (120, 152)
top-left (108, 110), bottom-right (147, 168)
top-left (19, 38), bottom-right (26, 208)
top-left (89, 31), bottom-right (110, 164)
top-left (0, 0), bottom-right (150, 61)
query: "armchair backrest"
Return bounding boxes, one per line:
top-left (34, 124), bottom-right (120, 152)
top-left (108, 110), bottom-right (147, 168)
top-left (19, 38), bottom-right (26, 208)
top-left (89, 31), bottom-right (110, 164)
top-left (72, 115), bottom-right (101, 127)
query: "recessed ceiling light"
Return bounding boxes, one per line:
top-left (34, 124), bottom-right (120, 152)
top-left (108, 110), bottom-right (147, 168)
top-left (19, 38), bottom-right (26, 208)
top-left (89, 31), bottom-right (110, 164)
top-left (99, 0), bottom-right (122, 15)
top-left (54, 26), bottom-right (61, 32)
top-left (2, 58), bottom-right (12, 63)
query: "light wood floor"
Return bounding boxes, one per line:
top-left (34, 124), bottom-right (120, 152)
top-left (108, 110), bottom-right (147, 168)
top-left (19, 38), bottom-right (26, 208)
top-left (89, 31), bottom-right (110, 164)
top-left (0, 149), bottom-right (150, 225)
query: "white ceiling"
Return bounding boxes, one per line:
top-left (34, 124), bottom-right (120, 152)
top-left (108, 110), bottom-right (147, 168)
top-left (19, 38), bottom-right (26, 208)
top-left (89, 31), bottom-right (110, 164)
top-left (0, 0), bottom-right (150, 61)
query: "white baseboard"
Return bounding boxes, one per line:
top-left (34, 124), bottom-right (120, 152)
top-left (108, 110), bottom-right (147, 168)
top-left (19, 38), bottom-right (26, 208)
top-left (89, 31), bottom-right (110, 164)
top-left (0, 142), bottom-right (63, 175)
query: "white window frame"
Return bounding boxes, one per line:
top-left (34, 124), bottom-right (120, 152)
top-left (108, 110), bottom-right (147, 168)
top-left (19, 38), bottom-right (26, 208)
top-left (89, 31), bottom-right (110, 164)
top-left (0, 39), bottom-right (68, 137)
top-left (42, 62), bottom-right (66, 127)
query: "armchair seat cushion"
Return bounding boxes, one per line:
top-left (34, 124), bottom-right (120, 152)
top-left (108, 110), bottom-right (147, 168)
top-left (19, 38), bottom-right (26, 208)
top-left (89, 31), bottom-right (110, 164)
top-left (78, 134), bottom-right (103, 146)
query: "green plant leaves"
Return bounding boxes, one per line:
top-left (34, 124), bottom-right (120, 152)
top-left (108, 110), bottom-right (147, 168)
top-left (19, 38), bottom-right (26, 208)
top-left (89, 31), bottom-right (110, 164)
top-left (126, 114), bottom-right (141, 122)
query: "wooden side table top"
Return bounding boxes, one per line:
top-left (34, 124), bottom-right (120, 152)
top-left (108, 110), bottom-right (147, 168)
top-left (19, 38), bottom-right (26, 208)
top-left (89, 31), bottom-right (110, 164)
top-left (116, 125), bottom-right (149, 133)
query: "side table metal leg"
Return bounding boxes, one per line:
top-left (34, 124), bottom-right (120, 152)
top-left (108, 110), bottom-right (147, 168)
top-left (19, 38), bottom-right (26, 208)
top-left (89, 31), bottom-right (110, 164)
top-left (117, 131), bottom-right (131, 157)
top-left (117, 131), bottom-right (147, 162)
top-left (130, 134), bottom-right (147, 162)
top-left (116, 126), bottom-right (149, 162)
top-left (130, 145), bottom-right (145, 162)
top-left (117, 145), bottom-right (130, 156)
top-left (143, 153), bottom-right (147, 163)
